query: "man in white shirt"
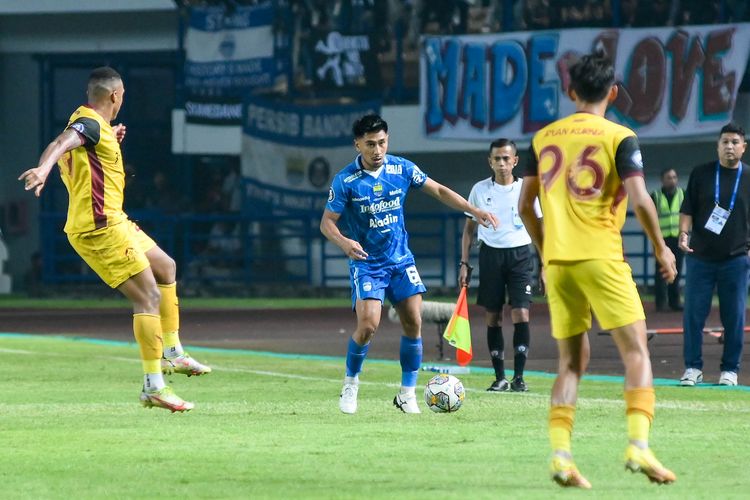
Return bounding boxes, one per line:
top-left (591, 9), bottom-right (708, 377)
top-left (460, 138), bottom-right (542, 392)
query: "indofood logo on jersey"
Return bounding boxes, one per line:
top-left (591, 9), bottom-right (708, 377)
top-left (360, 198), bottom-right (401, 214)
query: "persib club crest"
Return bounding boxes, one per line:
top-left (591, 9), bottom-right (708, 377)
top-left (373, 183), bottom-right (383, 195)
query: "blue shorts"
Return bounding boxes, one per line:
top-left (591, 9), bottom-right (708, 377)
top-left (350, 262), bottom-right (427, 309)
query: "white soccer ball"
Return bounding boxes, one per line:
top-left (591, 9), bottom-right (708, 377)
top-left (424, 374), bottom-right (465, 413)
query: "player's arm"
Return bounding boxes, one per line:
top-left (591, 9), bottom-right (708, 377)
top-left (421, 178), bottom-right (498, 229)
top-left (319, 209), bottom-right (368, 261)
top-left (459, 217), bottom-right (478, 287)
top-left (519, 145), bottom-right (544, 261)
top-left (616, 135), bottom-right (676, 283)
top-left (624, 176), bottom-right (676, 283)
top-left (18, 128), bottom-right (84, 197)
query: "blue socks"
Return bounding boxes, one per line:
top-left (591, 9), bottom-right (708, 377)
top-left (345, 337), bottom-right (370, 377)
top-left (400, 336), bottom-right (423, 388)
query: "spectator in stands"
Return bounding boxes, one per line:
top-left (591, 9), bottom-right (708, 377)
top-left (524, 0), bottom-right (553, 30)
top-left (678, 0), bottom-right (721, 25)
top-left (142, 169), bottom-right (186, 214)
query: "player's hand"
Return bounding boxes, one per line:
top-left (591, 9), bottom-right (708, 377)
top-left (655, 245), bottom-right (678, 284)
top-left (475, 209), bottom-right (499, 230)
top-left (678, 232), bottom-right (693, 254)
top-left (113, 123), bottom-right (127, 144)
top-left (344, 240), bottom-right (368, 261)
top-left (18, 167), bottom-right (48, 197)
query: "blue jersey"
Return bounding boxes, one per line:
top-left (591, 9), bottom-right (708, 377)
top-left (326, 154), bottom-right (428, 269)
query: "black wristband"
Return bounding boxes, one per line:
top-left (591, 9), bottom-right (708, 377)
top-left (459, 261), bottom-right (473, 270)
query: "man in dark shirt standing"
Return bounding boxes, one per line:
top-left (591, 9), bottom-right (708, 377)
top-left (679, 123), bottom-right (750, 387)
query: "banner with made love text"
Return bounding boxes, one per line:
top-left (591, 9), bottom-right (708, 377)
top-left (420, 24), bottom-right (750, 140)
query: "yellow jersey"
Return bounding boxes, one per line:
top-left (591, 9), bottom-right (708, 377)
top-left (526, 112), bottom-right (644, 264)
top-left (58, 105), bottom-right (127, 234)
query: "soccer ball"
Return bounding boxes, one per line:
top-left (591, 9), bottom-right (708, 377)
top-left (424, 374), bottom-right (465, 413)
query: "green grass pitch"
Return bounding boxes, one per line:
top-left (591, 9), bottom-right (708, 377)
top-left (0, 334), bottom-right (748, 499)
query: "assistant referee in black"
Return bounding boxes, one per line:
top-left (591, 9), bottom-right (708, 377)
top-left (460, 138), bottom-right (542, 392)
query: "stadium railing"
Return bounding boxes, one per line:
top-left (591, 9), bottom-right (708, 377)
top-left (38, 210), bottom-right (656, 290)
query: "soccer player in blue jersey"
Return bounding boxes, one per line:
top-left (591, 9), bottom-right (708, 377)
top-left (321, 114), bottom-right (499, 414)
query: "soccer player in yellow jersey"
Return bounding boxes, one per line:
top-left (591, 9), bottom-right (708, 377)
top-left (518, 53), bottom-right (678, 488)
top-left (19, 67), bottom-right (211, 412)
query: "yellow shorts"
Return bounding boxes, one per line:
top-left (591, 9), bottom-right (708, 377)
top-left (67, 220), bottom-right (157, 289)
top-left (546, 260), bottom-right (645, 339)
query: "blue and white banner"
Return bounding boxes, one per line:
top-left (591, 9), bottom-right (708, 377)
top-left (421, 24), bottom-right (750, 140)
top-left (242, 96), bottom-right (381, 210)
top-left (184, 2), bottom-right (279, 124)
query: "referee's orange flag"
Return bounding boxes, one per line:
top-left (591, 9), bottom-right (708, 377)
top-left (443, 286), bottom-right (472, 365)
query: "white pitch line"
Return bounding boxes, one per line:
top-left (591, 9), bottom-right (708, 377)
top-left (2, 347), bottom-right (748, 414)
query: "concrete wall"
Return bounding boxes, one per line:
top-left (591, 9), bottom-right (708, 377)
top-left (0, 53), bottom-right (40, 288)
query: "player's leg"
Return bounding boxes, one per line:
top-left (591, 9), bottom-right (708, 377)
top-left (610, 321), bottom-right (676, 484)
top-left (477, 245), bottom-right (508, 391)
top-left (681, 255), bottom-right (715, 385)
top-left (484, 310), bottom-right (509, 391)
top-left (68, 224), bottom-right (192, 412)
top-left (715, 254), bottom-right (748, 385)
top-left (339, 267), bottom-right (387, 414)
top-left (389, 264), bottom-right (427, 414)
top-left (549, 334), bottom-right (591, 489)
top-left (508, 245), bottom-right (534, 392)
top-left (589, 259), bottom-right (674, 484)
top-left (142, 231), bottom-right (211, 376)
top-left (545, 262), bottom-right (592, 489)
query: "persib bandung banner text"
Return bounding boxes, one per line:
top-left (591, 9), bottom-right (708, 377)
top-left (420, 24), bottom-right (750, 140)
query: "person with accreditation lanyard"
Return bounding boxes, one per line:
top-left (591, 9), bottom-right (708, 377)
top-left (678, 123), bottom-right (750, 388)
top-left (459, 138), bottom-right (542, 393)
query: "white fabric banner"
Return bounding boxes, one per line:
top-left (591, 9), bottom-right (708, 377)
top-left (420, 24), bottom-right (750, 140)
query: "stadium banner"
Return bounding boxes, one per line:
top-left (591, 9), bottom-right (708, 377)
top-left (420, 23), bottom-right (750, 140)
top-left (241, 95), bottom-right (381, 212)
top-left (311, 30), bottom-right (381, 91)
top-left (183, 2), bottom-right (279, 125)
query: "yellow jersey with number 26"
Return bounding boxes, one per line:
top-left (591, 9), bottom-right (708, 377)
top-left (526, 112), bottom-right (644, 264)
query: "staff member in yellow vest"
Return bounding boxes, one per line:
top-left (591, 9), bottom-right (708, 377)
top-left (651, 168), bottom-right (684, 312)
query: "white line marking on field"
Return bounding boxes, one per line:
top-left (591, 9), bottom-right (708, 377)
top-left (2, 347), bottom-right (748, 414)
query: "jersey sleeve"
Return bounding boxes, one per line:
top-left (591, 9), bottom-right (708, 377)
top-left (67, 117), bottom-right (101, 146)
top-left (404, 159), bottom-right (428, 188)
top-left (523, 144), bottom-right (539, 177)
top-left (325, 174), bottom-right (348, 214)
top-left (614, 135), bottom-right (644, 179)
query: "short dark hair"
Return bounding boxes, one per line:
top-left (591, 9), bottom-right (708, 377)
top-left (352, 114), bottom-right (388, 138)
top-left (660, 167), bottom-right (676, 178)
top-left (488, 138), bottom-right (517, 156)
top-left (719, 122), bottom-right (745, 140)
top-left (568, 52), bottom-right (615, 103)
top-left (88, 66), bottom-right (122, 100)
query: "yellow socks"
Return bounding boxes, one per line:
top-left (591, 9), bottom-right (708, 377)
top-left (549, 405), bottom-right (576, 454)
top-left (158, 283), bottom-right (183, 358)
top-left (625, 387), bottom-right (655, 445)
top-left (133, 313), bottom-right (163, 369)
